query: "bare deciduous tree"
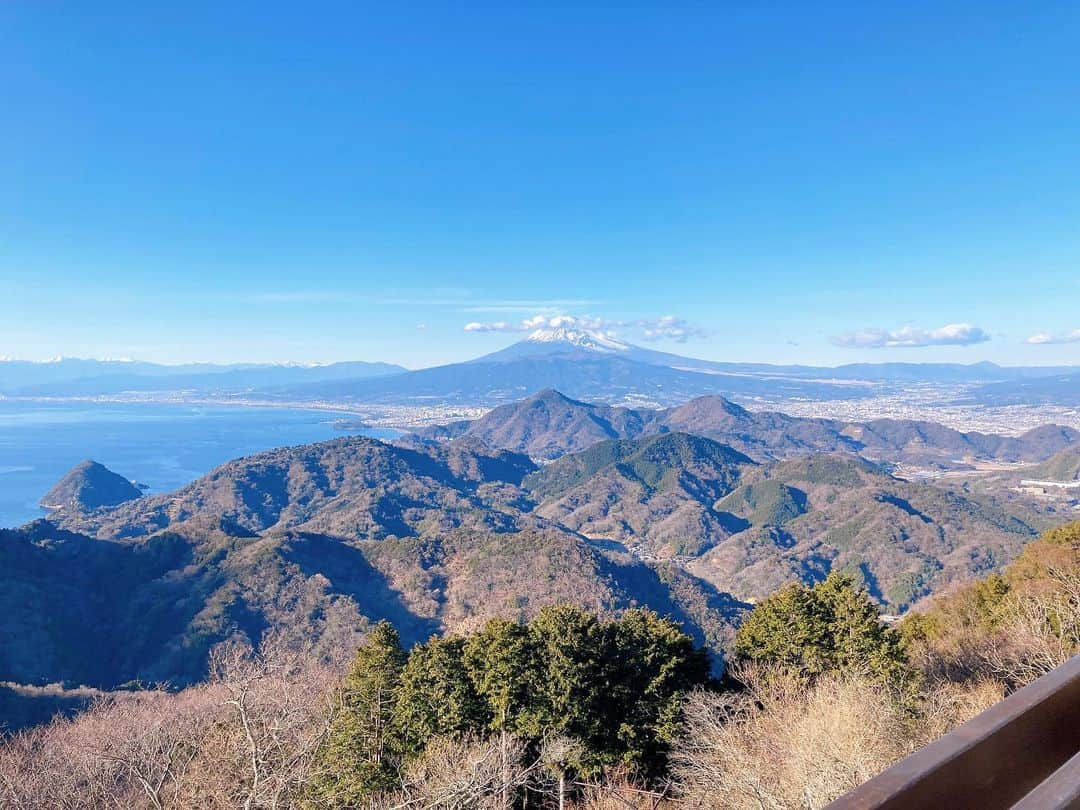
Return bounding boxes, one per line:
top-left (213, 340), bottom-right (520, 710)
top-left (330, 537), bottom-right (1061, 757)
top-left (390, 732), bottom-right (534, 810)
top-left (204, 636), bottom-right (336, 810)
top-left (0, 635), bottom-right (337, 810)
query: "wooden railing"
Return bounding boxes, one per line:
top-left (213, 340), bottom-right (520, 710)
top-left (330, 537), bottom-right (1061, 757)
top-left (826, 654), bottom-right (1080, 810)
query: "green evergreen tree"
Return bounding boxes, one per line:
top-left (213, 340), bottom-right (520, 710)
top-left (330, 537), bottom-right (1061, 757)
top-left (603, 609), bottom-right (711, 776)
top-left (522, 605), bottom-right (608, 758)
top-left (814, 573), bottom-right (909, 685)
top-left (733, 581), bottom-right (834, 678)
top-left (393, 635), bottom-right (489, 755)
top-left (312, 607), bottom-right (715, 801)
top-left (308, 622), bottom-right (407, 807)
top-left (734, 572), bottom-right (909, 686)
top-left (462, 618), bottom-right (535, 733)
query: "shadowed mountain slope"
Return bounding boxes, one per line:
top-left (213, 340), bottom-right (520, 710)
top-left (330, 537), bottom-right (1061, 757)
top-left (1, 436), bottom-right (748, 707)
top-left (0, 518), bottom-right (744, 698)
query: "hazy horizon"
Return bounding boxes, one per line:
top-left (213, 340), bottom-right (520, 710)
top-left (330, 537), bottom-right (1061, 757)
top-left (1, 335), bottom-right (1079, 372)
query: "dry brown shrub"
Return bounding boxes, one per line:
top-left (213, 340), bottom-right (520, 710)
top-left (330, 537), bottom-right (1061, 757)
top-left (912, 569), bottom-right (1080, 690)
top-left (0, 687), bottom-right (219, 809)
top-left (176, 637), bottom-right (337, 809)
top-left (982, 570), bottom-right (1080, 687)
top-left (906, 526), bottom-right (1080, 691)
top-left (670, 666), bottom-right (1008, 810)
top-left (570, 768), bottom-right (674, 809)
top-left (913, 678), bottom-right (1004, 744)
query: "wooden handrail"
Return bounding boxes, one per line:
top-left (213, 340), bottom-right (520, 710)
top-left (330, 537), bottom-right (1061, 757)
top-left (1012, 750), bottom-right (1080, 810)
top-left (826, 654), bottom-right (1080, 809)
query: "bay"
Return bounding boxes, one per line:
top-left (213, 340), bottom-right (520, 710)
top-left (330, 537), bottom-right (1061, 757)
top-left (0, 400), bottom-right (397, 528)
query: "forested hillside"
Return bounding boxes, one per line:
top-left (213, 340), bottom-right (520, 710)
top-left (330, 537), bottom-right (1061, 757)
top-left (2, 522), bottom-right (1074, 808)
top-left (0, 423), bottom-right (1054, 711)
top-left (418, 389), bottom-right (1080, 467)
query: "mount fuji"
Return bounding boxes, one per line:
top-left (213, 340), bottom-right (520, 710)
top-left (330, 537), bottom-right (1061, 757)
top-left (515, 326), bottom-right (633, 353)
top-left (476, 327), bottom-right (644, 362)
top-left (10, 328), bottom-right (1061, 408)
top-left (474, 326), bottom-right (766, 373)
top-left (279, 328), bottom-right (869, 406)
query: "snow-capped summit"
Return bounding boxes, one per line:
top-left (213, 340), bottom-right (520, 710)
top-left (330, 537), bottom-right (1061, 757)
top-left (473, 325), bottom-right (708, 367)
top-left (524, 326), bottom-right (631, 353)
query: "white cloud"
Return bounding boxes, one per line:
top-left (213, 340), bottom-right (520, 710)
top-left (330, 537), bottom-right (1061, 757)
top-left (462, 313), bottom-right (707, 342)
top-left (831, 323), bottom-right (991, 349)
top-left (1025, 329), bottom-right (1080, 345)
top-left (463, 314), bottom-right (605, 334)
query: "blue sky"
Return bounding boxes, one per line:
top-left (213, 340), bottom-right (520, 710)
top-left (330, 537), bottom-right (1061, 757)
top-left (3, 3), bottom-right (1079, 368)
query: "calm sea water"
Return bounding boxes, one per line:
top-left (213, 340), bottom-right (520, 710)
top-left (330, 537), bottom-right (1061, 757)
top-left (0, 400), bottom-right (398, 529)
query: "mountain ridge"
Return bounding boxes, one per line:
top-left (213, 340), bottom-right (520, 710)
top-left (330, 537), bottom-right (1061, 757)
top-left (266, 335), bottom-right (1079, 406)
top-left (418, 389), bottom-right (1080, 467)
top-left (7, 339), bottom-right (1079, 406)
top-left (1, 433), bottom-right (750, 696)
top-left (1, 359), bottom-right (407, 396)
top-left (0, 421), bottom-right (1056, 718)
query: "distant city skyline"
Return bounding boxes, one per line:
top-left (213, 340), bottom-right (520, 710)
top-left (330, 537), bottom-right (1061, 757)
top-left (3, 4), bottom-right (1079, 367)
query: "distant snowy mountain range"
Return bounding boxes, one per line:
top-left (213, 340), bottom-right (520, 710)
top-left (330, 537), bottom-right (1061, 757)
top-left (2, 332), bottom-right (1077, 407)
top-left (0, 358), bottom-right (407, 396)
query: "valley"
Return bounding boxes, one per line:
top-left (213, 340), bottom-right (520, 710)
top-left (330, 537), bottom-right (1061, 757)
top-left (1, 338), bottom-right (1077, 743)
top-left (3, 376), bottom-right (1075, 727)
